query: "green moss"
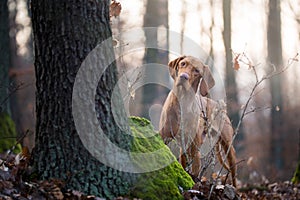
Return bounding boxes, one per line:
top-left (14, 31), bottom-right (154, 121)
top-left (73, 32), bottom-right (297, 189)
top-left (130, 116), bottom-right (150, 127)
top-left (0, 112), bottom-right (21, 153)
top-left (292, 160), bottom-right (300, 184)
top-left (129, 116), bottom-right (194, 200)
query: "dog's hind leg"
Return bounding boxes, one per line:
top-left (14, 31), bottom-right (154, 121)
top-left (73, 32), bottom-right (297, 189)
top-left (215, 141), bottom-right (230, 171)
top-left (220, 140), bottom-right (237, 187)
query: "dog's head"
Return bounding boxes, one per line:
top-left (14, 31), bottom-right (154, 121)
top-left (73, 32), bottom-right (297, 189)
top-left (168, 56), bottom-right (215, 96)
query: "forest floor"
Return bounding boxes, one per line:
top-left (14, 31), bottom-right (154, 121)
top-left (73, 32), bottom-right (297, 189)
top-left (1, 152), bottom-right (299, 200)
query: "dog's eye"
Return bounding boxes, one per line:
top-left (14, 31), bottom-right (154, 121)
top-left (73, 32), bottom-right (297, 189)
top-left (180, 61), bottom-right (186, 67)
top-left (194, 69), bottom-right (200, 73)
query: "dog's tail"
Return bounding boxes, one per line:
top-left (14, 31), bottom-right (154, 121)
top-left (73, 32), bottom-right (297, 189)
top-left (215, 142), bottom-right (231, 171)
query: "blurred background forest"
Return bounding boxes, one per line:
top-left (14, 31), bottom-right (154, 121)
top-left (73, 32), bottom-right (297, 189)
top-left (1, 0), bottom-right (300, 184)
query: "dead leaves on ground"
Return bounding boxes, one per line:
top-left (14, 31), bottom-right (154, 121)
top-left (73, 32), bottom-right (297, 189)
top-left (1, 150), bottom-right (300, 199)
top-left (183, 178), bottom-right (300, 200)
top-left (0, 150), bottom-right (103, 200)
top-left (238, 181), bottom-right (300, 200)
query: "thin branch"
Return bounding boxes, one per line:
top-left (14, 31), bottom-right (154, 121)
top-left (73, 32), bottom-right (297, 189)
top-left (244, 106), bottom-right (272, 116)
top-left (0, 82), bottom-right (33, 108)
top-left (215, 52), bottom-right (299, 186)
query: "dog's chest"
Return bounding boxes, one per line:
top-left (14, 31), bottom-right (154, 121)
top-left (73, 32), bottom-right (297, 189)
top-left (179, 101), bottom-right (202, 132)
top-left (180, 95), bottom-right (207, 116)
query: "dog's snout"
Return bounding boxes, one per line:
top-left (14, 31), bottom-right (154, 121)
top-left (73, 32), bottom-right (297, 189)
top-left (179, 73), bottom-right (189, 80)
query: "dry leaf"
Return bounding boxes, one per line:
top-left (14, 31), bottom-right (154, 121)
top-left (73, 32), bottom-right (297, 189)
top-left (212, 172), bottom-right (218, 180)
top-left (21, 147), bottom-right (30, 161)
top-left (216, 184), bottom-right (225, 190)
top-left (110, 0), bottom-right (122, 17)
top-left (233, 54), bottom-right (240, 71)
top-left (201, 176), bottom-right (207, 183)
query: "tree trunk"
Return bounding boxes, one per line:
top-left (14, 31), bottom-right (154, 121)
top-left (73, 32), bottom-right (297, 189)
top-left (0, 0), bottom-right (21, 153)
top-left (8, 0), bottom-right (35, 151)
top-left (0, 0), bottom-right (10, 114)
top-left (267, 0), bottom-right (284, 173)
top-left (31, 0), bottom-right (133, 198)
top-left (222, 0), bottom-right (243, 151)
top-left (139, 0), bottom-right (169, 124)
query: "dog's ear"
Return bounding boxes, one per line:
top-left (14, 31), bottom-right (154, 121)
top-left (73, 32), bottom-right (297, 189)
top-left (168, 56), bottom-right (186, 79)
top-left (199, 65), bottom-right (215, 96)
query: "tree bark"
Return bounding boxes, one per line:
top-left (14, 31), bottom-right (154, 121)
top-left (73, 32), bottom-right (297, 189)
top-left (267, 0), bottom-right (284, 172)
top-left (0, 0), bottom-right (10, 114)
top-left (31, 0), bottom-right (133, 198)
top-left (139, 0), bottom-right (169, 123)
top-left (222, 0), bottom-right (243, 151)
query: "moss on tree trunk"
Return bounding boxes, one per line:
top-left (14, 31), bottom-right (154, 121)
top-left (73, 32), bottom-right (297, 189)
top-left (129, 117), bottom-right (194, 200)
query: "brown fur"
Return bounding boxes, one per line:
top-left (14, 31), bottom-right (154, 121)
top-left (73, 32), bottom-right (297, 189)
top-left (159, 56), bottom-right (237, 187)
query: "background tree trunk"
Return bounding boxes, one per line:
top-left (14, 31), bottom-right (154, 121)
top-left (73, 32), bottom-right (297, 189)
top-left (222, 0), bottom-right (244, 152)
top-left (0, 0), bottom-right (21, 153)
top-left (139, 0), bottom-right (169, 126)
top-left (180, 0), bottom-right (186, 55)
top-left (31, 0), bottom-right (133, 198)
top-left (267, 0), bottom-right (284, 175)
top-left (8, 0), bottom-right (35, 151)
top-left (0, 0), bottom-right (10, 114)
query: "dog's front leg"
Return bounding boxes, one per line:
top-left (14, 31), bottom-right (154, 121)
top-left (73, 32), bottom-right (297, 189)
top-left (179, 148), bottom-right (188, 171)
top-left (189, 132), bottom-right (203, 179)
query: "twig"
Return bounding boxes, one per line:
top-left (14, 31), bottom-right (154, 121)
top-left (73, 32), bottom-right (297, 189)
top-left (120, 66), bottom-right (143, 101)
top-left (0, 82), bottom-right (32, 108)
top-left (244, 106), bottom-right (272, 116)
top-left (236, 52), bottom-right (298, 134)
top-left (213, 52), bottom-right (299, 189)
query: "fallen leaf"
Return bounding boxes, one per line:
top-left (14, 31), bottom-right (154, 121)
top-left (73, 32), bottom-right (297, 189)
top-left (212, 172), bottom-right (218, 180)
top-left (201, 176), bottom-right (207, 183)
top-left (216, 184), bottom-right (225, 190)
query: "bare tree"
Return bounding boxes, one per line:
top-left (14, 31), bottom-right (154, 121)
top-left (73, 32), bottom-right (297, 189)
top-left (222, 0), bottom-right (243, 152)
top-left (180, 0), bottom-right (187, 55)
top-left (0, 0), bottom-right (21, 153)
top-left (267, 0), bottom-right (284, 174)
top-left (8, 0), bottom-right (35, 150)
top-left (207, 0), bottom-right (215, 67)
top-left (139, 0), bottom-right (169, 121)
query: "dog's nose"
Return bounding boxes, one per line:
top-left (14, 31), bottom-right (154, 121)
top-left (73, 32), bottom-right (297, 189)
top-left (179, 73), bottom-right (189, 80)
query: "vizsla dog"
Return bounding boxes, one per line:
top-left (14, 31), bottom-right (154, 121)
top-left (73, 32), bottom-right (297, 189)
top-left (159, 56), bottom-right (237, 187)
